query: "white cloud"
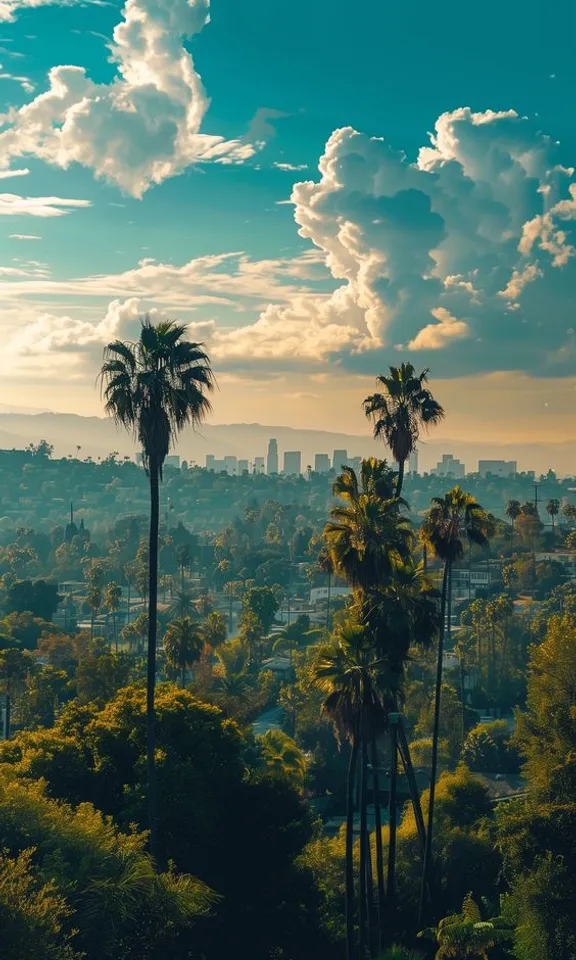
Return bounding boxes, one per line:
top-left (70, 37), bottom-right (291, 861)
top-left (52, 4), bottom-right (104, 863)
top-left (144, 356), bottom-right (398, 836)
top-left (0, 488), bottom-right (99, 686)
top-left (0, 70), bottom-right (34, 92)
top-left (498, 263), bottom-right (542, 300)
top-left (0, 167), bottom-right (29, 178)
top-left (406, 307), bottom-right (470, 350)
top-left (0, 249), bottom-right (327, 304)
top-left (0, 0), bottom-right (259, 196)
top-left (273, 162), bottom-right (308, 172)
top-left (0, 193), bottom-right (90, 216)
top-left (9, 232), bottom-right (40, 238)
top-left (0, 0), bottom-right (83, 22)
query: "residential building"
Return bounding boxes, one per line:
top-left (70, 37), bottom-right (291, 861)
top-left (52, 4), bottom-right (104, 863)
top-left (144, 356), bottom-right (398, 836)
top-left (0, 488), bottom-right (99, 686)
top-left (431, 453), bottom-right (465, 478)
top-left (478, 459), bottom-right (517, 478)
top-left (315, 453), bottom-right (331, 473)
top-left (333, 449), bottom-right (348, 472)
top-left (283, 451), bottom-right (302, 476)
top-left (267, 438), bottom-right (279, 475)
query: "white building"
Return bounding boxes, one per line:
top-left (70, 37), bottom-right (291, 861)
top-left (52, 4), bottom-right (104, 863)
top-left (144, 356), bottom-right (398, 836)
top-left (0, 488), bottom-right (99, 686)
top-left (431, 453), bottom-right (465, 478)
top-left (310, 586), bottom-right (352, 603)
top-left (267, 439), bottom-right (279, 475)
top-left (238, 460), bottom-right (249, 474)
top-left (408, 449), bottom-right (419, 474)
top-left (254, 457), bottom-right (265, 474)
top-left (478, 459), bottom-right (517, 478)
top-left (315, 453), bottom-right (331, 473)
top-left (333, 449), bottom-right (348, 472)
top-left (283, 451), bottom-right (302, 476)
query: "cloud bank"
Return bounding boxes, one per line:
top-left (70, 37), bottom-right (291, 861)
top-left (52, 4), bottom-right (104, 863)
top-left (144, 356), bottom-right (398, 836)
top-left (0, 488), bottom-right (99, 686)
top-left (3, 109), bottom-right (576, 380)
top-left (0, 0), bottom-right (258, 195)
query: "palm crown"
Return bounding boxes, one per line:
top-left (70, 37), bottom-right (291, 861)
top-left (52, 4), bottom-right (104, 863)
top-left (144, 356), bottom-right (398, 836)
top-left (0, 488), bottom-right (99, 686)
top-left (363, 363), bottom-right (444, 470)
top-left (100, 318), bottom-right (214, 474)
top-left (421, 486), bottom-right (492, 565)
top-left (325, 459), bottom-right (412, 591)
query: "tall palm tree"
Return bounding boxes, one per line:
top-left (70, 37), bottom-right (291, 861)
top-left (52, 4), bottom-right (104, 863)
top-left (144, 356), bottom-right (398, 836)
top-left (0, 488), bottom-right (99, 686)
top-left (310, 620), bottom-right (387, 960)
top-left (104, 581), bottom-right (122, 652)
top-left (100, 317), bottom-right (213, 866)
top-left (505, 499), bottom-right (521, 552)
top-left (547, 497), bottom-right (560, 535)
top-left (418, 488), bottom-right (492, 924)
top-left (163, 616), bottom-right (204, 687)
top-left (363, 364), bottom-right (445, 497)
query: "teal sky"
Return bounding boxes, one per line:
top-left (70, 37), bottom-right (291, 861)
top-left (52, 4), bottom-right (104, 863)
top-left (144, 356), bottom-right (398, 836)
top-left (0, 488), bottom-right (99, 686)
top-left (0, 0), bottom-right (575, 441)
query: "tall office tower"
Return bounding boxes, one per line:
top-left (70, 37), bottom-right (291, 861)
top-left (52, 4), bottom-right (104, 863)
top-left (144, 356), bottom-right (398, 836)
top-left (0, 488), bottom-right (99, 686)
top-left (267, 438), bottom-right (279, 474)
top-left (206, 455), bottom-right (216, 470)
top-left (333, 449), bottom-right (348, 473)
top-left (237, 459), bottom-right (249, 474)
top-left (408, 449), bottom-right (419, 474)
top-left (315, 453), bottom-right (331, 473)
top-left (283, 451), bottom-right (302, 476)
top-left (254, 457), bottom-right (265, 474)
top-left (224, 456), bottom-right (238, 476)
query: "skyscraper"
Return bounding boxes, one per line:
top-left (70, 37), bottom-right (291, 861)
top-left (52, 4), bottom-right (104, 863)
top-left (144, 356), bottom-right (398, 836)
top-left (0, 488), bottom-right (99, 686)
top-left (238, 460), bottom-right (249, 474)
top-left (333, 449), bottom-right (348, 473)
top-left (408, 449), bottom-right (419, 474)
top-left (283, 451), bottom-right (302, 476)
top-left (315, 453), bottom-right (331, 473)
top-left (267, 439), bottom-right (279, 474)
top-left (254, 457), bottom-right (265, 473)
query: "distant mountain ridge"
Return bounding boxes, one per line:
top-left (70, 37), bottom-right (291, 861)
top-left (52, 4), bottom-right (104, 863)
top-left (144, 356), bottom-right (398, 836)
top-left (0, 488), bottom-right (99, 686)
top-left (0, 412), bottom-right (574, 475)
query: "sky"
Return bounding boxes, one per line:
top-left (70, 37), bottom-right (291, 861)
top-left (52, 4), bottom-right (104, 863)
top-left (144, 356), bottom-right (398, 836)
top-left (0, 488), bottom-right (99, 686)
top-left (0, 0), bottom-right (575, 442)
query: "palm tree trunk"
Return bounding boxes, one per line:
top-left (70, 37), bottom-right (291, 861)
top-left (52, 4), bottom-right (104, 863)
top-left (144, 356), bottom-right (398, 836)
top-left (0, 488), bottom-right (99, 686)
top-left (113, 612), bottom-right (118, 653)
top-left (395, 458), bottom-right (405, 498)
top-left (418, 559), bottom-right (450, 926)
top-left (147, 455), bottom-right (161, 869)
top-left (371, 734), bottom-right (385, 951)
top-left (326, 569), bottom-right (332, 630)
top-left (386, 721), bottom-right (398, 910)
top-left (126, 579), bottom-right (131, 627)
top-left (359, 738), bottom-right (369, 960)
top-left (397, 724), bottom-right (426, 856)
top-left (346, 735), bottom-right (359, 960)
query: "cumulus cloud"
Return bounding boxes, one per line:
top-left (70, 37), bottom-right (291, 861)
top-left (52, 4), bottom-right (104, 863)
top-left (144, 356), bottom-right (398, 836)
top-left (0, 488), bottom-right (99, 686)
top-left (203, 108), bottom-right (576, 374)
top-left (0, 0), bottom-right (259, 196)
top-left (406, 307), bottom-right (470, 350)
top-left (3, 107), bottom-right (576, 379)
top-left (0, 193), bottom-right (90, 215)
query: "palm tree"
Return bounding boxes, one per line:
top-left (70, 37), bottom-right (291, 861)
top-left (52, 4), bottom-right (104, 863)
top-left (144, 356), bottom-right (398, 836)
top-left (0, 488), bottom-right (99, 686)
top-left (104, 581), bottom-right (122, 651)
top-left (257, 729), bottom-right (307, 788)
top-left (310, 620), bottom-right (387, 960)
top-left (100, 317), bottom-right (213, 866)
top-left (86, 583), bottom-right (103, 641)
top-left (547, 497), bottom-right (560, 535)
top-left (163, 616), bottom-right (204, 687)
top-left (316, 546), bottom-right (334, 630)
top-left (419, 893), bottom-right (511, 959)
top-left (505, 499), bottom-right (521, 552)
top-left (363, 364), bottom-right (444, 497)
top-left (418, 488), bottom-right (492, 924)
top-left (325, 460), bottom-right (412, 592)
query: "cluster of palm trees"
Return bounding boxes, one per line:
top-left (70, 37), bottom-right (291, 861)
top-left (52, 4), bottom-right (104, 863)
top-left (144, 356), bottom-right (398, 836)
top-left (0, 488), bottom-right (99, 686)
top-left (306, 366), bottom-right (492, 958)
top-left (99, 326), bottom-right (491, 960)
